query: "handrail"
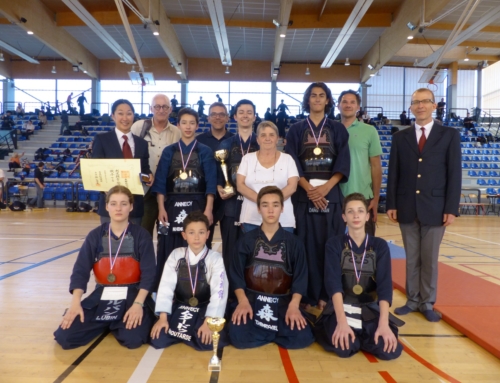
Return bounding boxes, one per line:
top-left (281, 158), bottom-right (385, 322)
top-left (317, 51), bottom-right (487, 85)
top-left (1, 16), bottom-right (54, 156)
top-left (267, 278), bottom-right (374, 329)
top-left (276, 88), bottom-right (302, 114)
top-left (449, 108), bottom-right (469, 119)
top-left (0, 130), bottom-right (15, 152)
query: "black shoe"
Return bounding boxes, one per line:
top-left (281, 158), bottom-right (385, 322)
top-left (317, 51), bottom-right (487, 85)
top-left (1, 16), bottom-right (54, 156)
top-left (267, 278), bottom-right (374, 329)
top-left (422, 310), bottom-right (441, 322)
top-left (394, 305), bottom-right (415, 316)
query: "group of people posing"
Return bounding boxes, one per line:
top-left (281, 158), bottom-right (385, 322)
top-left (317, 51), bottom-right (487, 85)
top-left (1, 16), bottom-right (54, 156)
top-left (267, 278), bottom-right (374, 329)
top-left (54, 82), bottom-right (461, 362)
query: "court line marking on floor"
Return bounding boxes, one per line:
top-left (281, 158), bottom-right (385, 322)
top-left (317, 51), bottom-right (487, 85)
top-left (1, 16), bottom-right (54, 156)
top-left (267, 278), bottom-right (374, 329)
top-left (0, 237), bottom-right (84, 241)
top-left (362, 350), bottom-right (378, 363)
top-left (378, 371), bottom-right (397, 383)
top-left (399, 334), bottom-right (466, 338)
top-left (53, 330), bottom-right (109, 383)
top-left (278, 347), bottom-right (299, 383)
top-left (445, 230), bottom-right (500, 246)
top-left (127, 346), bottom-right (164, 383)
top-left (3, 240), bottom-right (81, 263)
top-left (400, 340), bottom-right (461, 383)
top-left (0, 249), bottom-right (79, 281)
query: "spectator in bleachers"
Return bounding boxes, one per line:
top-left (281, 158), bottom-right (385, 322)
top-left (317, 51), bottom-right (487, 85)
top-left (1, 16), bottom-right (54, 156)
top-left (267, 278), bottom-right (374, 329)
top-left (60, 111), bottom-right (69, 135)
top-left (436, 98), bottom-right (446, 121)
top-left (1, 111), bottom-right (15, 130)
top-left (93, 99), bottom-right (154, 225)
top-left (38, 110), bottom-right (47, 126)
top-left (77, 92), bottom-right (88, 116)
top-left (400, 111), bottom-right (411, 125)
top-left (277, 99), bottom-right (290, 114)
top-left (130, 94), bottom-right (179, 235)
top-left (253, 113), bottom-right (262, 133)
top-left (28, 162), bottom-right (45, 208)
top-left (196, 96), bottom-right (206, 117)
top-left (216, 94), bottom-right (223, 103)
top-left (23, 120), bottom-right (35, 139)
top-left (338, 89), bottom-right (382, 236)
top-left (276, 109), bottom-right (287, 140)
top-left (16, 103), bottom-right (24, 117)
top-left (171, 95), bottom-right (179, 112)
top-left (463, 112), bottom-right (477, 136)
top-left (197, 102), bottom-right (234, 248)
top-left (264, 107), bottom-right (272, 121)
top-left (8, 152), bottom-right (24, 172)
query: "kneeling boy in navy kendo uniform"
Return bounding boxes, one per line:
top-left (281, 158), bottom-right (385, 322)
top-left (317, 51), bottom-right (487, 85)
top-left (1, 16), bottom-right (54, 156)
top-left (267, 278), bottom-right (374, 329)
top-left (229, 186), bottom-right (314, 349)
top-left (315, 193), bottom-right (404, 360)
top-left (54, 186), bottom-right (156, 349)
top-left (151, 211), bottom-right (229, 350)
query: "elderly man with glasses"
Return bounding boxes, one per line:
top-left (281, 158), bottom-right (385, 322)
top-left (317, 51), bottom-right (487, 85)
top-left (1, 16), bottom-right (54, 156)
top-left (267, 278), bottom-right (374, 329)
top-left (131, 94), bottom-right (181, 236)
top-left (197, 102), bottom-right (235, 248)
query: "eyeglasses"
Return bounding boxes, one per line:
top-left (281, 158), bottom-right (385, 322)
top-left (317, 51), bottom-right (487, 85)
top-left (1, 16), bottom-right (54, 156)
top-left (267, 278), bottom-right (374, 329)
top-left (209, 112), bottom-right (227, 118)
top-left (410, 99), bottom-right (434, 106)
top-left (153, 105), bottom-right (171, 111)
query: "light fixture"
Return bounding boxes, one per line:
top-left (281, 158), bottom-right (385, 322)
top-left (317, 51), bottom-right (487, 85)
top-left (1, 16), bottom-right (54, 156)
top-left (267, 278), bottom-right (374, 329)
top-left (176, 69), bottom-right (182, 74)
top-left (131, 66), bottom-right (136, 72)
top-left (305, 67), bottom-right (310, 75)
top-left (484, 61), bottom-right (489, 68)
top-left (120, 56), bottom-right (125, 63)
top-left (72, 65), bottom-right (79, 72)
top-left (0, 53), bottom-right (4, 62)
top-left (222, 56), bottom-right (227, 65)
top-left (83, 70), bottom-right (87, 73)
top-left (369, 73), bottom-right (375, 77)
top-left (51, 66), bottom-right (57, 74)
top-left (376, 71), bottom-right (381, 76)
top-left (367, 64), bottom-right (374, 70)
top-left (27, 31), bottom-right (34, 35)
top-left (272, 19), bottom-right (280, 27)
top-left (464, 55), bottom-right (469, 62)
top-left (407, 22), bottom-right (417, 31)
top-left (414, 58), bottom-right (419, 66)
top-left (153, 31), bottom-right (159, 36)
top-left (225, 66), bottom-right (230, 74)
top-left (345, 58), bottom-right (350, 66)
top-left (407, 35), bottom-right (414, 40)
top-left (280, 33), bottom-right (286, 38)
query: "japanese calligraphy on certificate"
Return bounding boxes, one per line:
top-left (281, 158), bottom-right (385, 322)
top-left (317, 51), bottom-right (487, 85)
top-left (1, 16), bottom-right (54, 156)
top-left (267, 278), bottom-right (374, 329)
top-left (80, 159), bottom-right (144, 195)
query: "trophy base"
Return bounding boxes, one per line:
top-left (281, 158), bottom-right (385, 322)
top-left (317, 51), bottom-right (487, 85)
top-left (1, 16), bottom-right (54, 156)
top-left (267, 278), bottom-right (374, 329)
top-left (208, 359), bottom-right (221, 372)
top-left (223, 185), bottom-right (234, 195)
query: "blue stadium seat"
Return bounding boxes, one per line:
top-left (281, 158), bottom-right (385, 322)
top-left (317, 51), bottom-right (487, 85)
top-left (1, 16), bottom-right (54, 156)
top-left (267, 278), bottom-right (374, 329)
top-left (482, 156), bottom-right (491, 162)
top-left (50, 143), bottom-right (60, 148)
top-left (478, 171), bottom-right (488, 177)
top-left (462, 163), bottom-right (469, 168)
top-left (477, 179), bottom-right (486, 185)
top-left (59, 172), bottom-right (69, 178)
top-left (468, 170), bottom-right (478, 177)
top-left (488, 179), bottom-right (498, 186)
top-left (489, 171), bottom-right (498, 177)
top-left (43, 187), bottom-right (55, 200)
top-left (381, 161), bottom-right (388, 167)
top-left (66, 137), bottom-right (75, 142)
top-left (57, 137), bottom-right (66, 142)
top-left (480, 163), bottom-right (490, 169)
top-left (491, 164), bottom-right (499, 169)
top-left (486, 187), bottom-right (496, 195)
top-left (89, 191), bottom-right (100, 201)
top-left (471, 163), bottom-right (479, 168)
top-left (70, 172), bottom-right (81, 179)
top-left (69, 144), bottom-right (78, 148)
top-left (78, 189), bottom-right (89, 201)
top-left (55, 187), bottom-right (65, 200)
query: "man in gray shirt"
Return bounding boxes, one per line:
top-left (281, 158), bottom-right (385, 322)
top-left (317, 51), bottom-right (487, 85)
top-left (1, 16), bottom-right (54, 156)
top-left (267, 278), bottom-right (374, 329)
top-left (131, 94), bottom-right (181, 236)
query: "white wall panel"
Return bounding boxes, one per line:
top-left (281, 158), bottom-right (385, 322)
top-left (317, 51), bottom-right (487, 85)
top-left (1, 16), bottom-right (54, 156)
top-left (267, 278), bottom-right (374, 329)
top-left (482, 61), bottom-right (500, 115)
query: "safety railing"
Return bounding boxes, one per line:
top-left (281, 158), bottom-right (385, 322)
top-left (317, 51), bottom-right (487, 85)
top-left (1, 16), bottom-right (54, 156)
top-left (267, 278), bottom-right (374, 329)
top-left (91, 102), bottom-right (110, 115)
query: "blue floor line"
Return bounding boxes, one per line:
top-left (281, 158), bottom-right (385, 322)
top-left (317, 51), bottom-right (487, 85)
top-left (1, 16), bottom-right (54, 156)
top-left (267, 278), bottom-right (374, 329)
top-left (0, 249), bottom-right (79, 281)
top-left (388, 242), bottom-right (406, 259)
top-left (6, 240), bottom-right (80, 263)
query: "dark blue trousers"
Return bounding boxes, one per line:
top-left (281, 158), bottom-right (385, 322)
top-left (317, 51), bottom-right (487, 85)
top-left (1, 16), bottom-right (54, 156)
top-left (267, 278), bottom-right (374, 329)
top-left (228, 301), bottom-right (314, 350)
top-left (315, 314), bottom-right (403, 360)
top-left (54, 288), bottom-right (155, 350)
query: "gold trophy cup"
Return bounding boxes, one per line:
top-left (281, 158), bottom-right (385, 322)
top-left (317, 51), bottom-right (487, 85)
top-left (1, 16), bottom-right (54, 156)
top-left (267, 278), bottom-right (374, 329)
top-left (206, 317), bottom-right (226, 372)
top-left (215, 150), bottom-right (234, 195)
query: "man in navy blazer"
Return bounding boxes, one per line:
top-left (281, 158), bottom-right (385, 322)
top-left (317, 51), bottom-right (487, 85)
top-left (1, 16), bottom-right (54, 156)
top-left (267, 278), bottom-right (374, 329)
top-left (92, 100), bottom-right (153, 225)
top-left (386, 88), bottom-right (461, 322)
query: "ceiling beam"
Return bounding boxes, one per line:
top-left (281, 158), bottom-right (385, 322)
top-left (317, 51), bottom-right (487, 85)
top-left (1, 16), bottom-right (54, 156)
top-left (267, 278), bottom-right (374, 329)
top-left (360, 0), bottom-right (453, 83)
top-left (321, 0), bottom-right (373, 68)
top-left (417, 4), bottom-right (500, 68)
top-left (408, 38), bottom-right (500, 49)
top-left (0, 38), bottom-right (39, 64)
top-left (53, 10), bottom-right (392, 29)
top-left (428, 22), bottom-right (500, 34)
top-left (133, 0), bottom-right (187, 79)
top-left (62, 0), bottom-right (135, 64)
top-left (272, 0), bottom-right (293, 81)
top-left (206, 0), bottom-right (231, 67)
top-left (0, 0), bottom-right (99, 78)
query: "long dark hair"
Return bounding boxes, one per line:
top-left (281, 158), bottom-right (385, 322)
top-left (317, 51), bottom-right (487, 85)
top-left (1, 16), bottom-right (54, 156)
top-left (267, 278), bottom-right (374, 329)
top-left (302, 82), bottom-right (334, 114)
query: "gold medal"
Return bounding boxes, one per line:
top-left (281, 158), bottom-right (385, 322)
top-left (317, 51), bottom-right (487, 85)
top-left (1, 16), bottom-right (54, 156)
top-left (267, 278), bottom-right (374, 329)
top-left (189, 297), bottom-right (199, 307)
top-left (313, 146), bottom-right (322, 156)
top-left (353, 284), bottom-right (363, 295)
top-left (179, 171), bottom-right (188, 180)
top-left (107, 273), bottom-right (116, 283)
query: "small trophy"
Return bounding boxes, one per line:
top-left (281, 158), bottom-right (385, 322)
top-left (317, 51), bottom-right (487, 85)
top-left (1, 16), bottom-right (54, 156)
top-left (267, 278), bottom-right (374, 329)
top-left (207, 317), bottom-right (226, 372)
top-left (215, 150), bottom-right (234, 195)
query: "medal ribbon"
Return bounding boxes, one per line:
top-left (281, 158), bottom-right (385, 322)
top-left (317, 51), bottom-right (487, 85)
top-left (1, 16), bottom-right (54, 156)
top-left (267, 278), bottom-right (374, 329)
top-left (108, 223), bottom-right (129, 273)
top-left (306, 116), bottom-right (327, 147)
top-left (239, 134), bottom-right (253, 157)
top-left (185, 246), bottom-right (210, 298)
top-left (178, 140), bottom-right (198, 174)
top-left (348, 235), bottom-right (369, 285)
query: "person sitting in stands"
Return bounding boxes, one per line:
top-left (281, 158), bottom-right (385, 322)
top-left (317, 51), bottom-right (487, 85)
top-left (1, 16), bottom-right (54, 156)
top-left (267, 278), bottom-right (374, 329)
top-left (315, 193), bottom-right (404, 360)
top-left (150, 211), bottom-right (229, 350)
top-left (54, 185), bottom-right (156, 349)
top-left (229, 186), bottom-right (314, 349)
top-left (399, 111), bottom-right (410, 126)
top-left (8, 152), bottom-right (24, 172)
top-left (16, 103), bottom-right (24, 117)
top-left (463, 112), bottom-right (477, 136)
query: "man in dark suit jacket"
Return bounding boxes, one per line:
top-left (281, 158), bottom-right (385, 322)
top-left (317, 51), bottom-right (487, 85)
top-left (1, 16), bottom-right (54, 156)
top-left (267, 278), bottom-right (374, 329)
top-left (386, 88), bottom-right (461, 322)
top-left (92, 127), bottom-right (153, 225)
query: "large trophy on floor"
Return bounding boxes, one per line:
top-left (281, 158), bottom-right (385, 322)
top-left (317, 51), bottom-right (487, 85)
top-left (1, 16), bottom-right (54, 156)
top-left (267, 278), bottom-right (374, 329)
top-left (215, 150), bottom-right (234, 195)
top-left (207, 317), bottom-right (226, 372)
